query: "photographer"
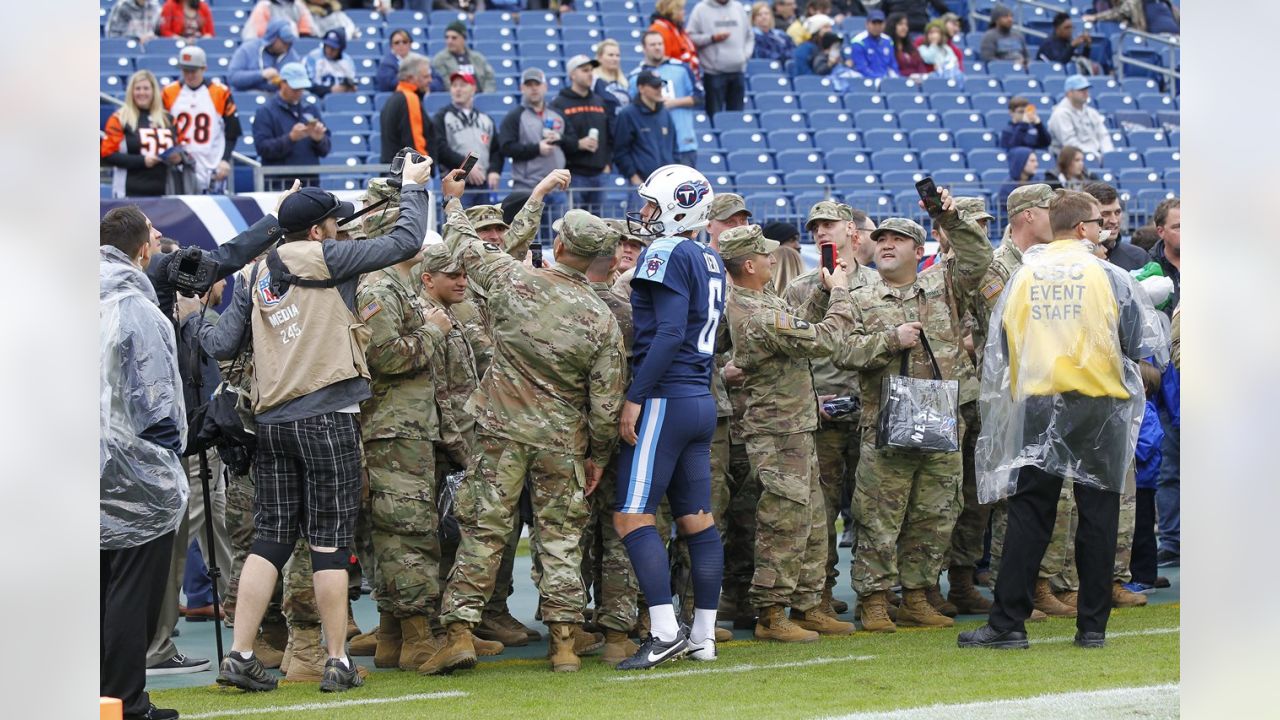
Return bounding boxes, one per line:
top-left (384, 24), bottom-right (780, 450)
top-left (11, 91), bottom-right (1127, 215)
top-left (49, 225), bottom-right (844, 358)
top-left (191, 151), bottom-right (436, 693)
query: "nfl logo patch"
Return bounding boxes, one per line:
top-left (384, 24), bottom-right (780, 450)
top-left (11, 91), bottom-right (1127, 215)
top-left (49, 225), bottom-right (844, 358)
top-left (258, 271), bottom-right (283, 306)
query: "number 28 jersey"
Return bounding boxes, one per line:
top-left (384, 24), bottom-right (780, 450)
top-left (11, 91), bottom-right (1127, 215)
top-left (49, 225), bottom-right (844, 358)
top-left (629, 236), bottom-right (726, 399)
top-left (162, 79), bottom-right (237, 189)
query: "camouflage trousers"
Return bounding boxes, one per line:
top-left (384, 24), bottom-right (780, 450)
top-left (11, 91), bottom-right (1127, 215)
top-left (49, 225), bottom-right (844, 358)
top-left (437, 451), bottom-right (521, 622)
top-left (722, 439), bottom-right (759, 610)
top-left (851, 442), bottom-right (962, 595)
top-left (366, 438), bottom-right (440, 618)
top-left (580, 459), bottom-right (639, 633)
top-left (441, 434), bottom-right (589, 626)
top-left (947, 402), bottom-right (991, 571)
top-left (814, 422), bottom-right (862, 590)
top-left (746, 432), bottom-right (826, 611)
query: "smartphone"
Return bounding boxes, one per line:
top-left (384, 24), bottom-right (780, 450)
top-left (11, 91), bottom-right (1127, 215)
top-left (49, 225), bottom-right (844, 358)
top-left (915, 176), bottom-right (945, 218)
top-left (1024, 104), bottom-right (1036, 114)
top-left (820, 241), bottom-right (837, 273)
top-left (458, 152), bottom-right (479, 179)
top-left (588, 128), bottom-right (599, 141)
top-left (530, 240), bottom-right (544, 269)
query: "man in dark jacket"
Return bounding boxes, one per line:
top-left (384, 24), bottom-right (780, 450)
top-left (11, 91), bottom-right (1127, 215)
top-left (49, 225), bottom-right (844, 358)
top-left (1036, 13), bottom-right (1092, 69)
top-left (380, 53), bottom-right (438, 165)
top-left (612, 71), bottom-right (676, 185)
top-left (431, 71), bottom-right (503, 207)
top-left (252, 62), bottom-right (330, 187)
top-left (551, 55), bottom-right (614, 216)
top-left (881, 0), bottom-right (947, 34)
top-left (1000, 96), bottom-right (1051, 150)
top-left (1084, 182), bottom-right (1151, 271)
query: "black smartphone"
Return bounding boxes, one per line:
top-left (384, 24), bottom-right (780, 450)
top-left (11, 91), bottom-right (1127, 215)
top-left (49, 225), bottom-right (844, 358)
top-left (530, 240), bottom-right (544, 269)
top-left (458, 152), bottom-right (479, 178)
top-left (820, 241), bottom-right (837, 273)
top-left (915, 176), bottom-right (945, 218)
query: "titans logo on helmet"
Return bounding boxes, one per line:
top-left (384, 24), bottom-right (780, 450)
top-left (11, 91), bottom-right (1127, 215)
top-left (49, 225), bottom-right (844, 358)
top-left (673, 180), bottom-right (710, 209)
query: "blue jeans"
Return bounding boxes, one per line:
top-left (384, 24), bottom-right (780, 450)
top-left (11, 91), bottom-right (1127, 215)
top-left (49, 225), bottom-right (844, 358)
top-left (1155, 406), bottom-right (1180, 557)
top-left (703, 72), bottom-right (745, 119)
top-left (182, 538), bottom-right (213, 608)
top-left (569, 172), bottom-right (606, 216)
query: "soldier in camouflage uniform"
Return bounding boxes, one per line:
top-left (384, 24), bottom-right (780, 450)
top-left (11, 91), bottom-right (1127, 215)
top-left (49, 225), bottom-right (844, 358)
top-left (833, 189), bottom-right (993, 633)
top-left (420, 179), bottom-right (626, 674)
top-left (720, 224), bottom-right (859, 642)
top-left (785, 201), bottom-right (879, 618)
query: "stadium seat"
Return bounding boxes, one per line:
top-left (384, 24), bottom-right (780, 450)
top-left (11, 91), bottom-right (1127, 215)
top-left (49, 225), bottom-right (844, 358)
top-left (324, 94), bottom-right (374, 114)
top-left (1166, 130), bottom-right (1181, 149)
top-left (703, 170), bottom-right (736, 190)
top-left (424, 94), bottom-right (451, 114)
top-left (845, 190), bottom-right (896, 216)
top-left (776, 149), bottom-right (825, 171)
top-left (726, 150), bottom-right (776, 172)
top-left (697, 130), bottom-right (721, 150)
top-left (908, 130), bottom-right (956, 150)
top-left (784, 170), bottom-right (833, 193)
top-left (920, 148), bottom-right (969, 170)
top-left (985, 60), bottom-right (1025, 76)
top-left (736, 171), bottom-right (784, 192)
top-left (870, 149), bottom-right (921, 172)
top-left (562, 12), bottom-right (603, 29)
top-left (1100, 150), bottom-right (1145, 170)
top-left (897, 111), bottom-right (942, 130)
top-left (794, 193), bottom-right (842, 221)
top-left (876, 77), bottom-right (920, 95)
top-left (321, 153), bottom-right (364, 168)
top-left (753, 92), bottom-right (801, 112)
top-left (826, 149), bottom-right (874, 173)
top-left (799, 92), bottom-right (845, 110)
top-left (979, 167), bottom-right (1010, 189)
top-left (809, 110), bottom-right (855, 129)
top-left (324, 113), bottom-right (372, 134)
top-left (1093, 93), bottom-right (1139, 113)
top-left (719, 129), bottom-right (769, 150)
top-left (749, 74), bottom-right (793, 93)
top-left (1027, 61), bottom-right (1068, 81)
top-left (367, 135), bottom-right (381, 158)
top-left (921, 77), bottom-right (965, 95)
top-left (882, 169), bottom-right (926, 189)
top-left (744, 193), bottom-right (794, 219)
top-left (885, 93), bottom-right (930, 112)
top-left (697, 151), bottom-right (728, 173)
top-left (1144, 149), bottom-right (1180, 171)
top-left (136, 56), bottom-right (178, 74)
top-left (1137, 93), bottom-right (1178, 113)
top-left (712, 111), bottom-right (761, 130)
top-left (759, 111), bottom-right (810, 131)
top-left (1118, 167), bottom-right (1163, 189)
top-left (967, 76), bottom-right (1005, 93)
top-left (747, 58), bottom-right (785, 75)
top-left (521, 10), bottom-right (560, 30)
top-left (1001, 77), bottom-right (1043, 96)
top-left (1125, 130), bottom-right (1170, 152)
top-left (933, 168), bottom-right (983, 187)
top-left (833, 170), bottom-right (883, 190)
top-left (1156, 111), bottom-right (1180, 131)
top-left (563, 38), bottom-right (604, 58)
top-left (793, 76), bottom-right (838, 94)
top-left (854, 110), bottom-right (898, 130)
top-left (694, 111), bottom-right (712, 131)
top-left (319, 175), bottom-right (365, 191)
top-left (951, 127), bottom-right (997, 152)
top-left (938, 111), bottom-right (984, 131)
top-left (474, 94), bottom-right (519, 116)
top-left (1113, 110), bottom-right (1155, 130)
top-left (331, 132), bottom-right (370, 154)
top-left (1165, 168), bottom-right (1180, 191)
top-left (429, 9), bottom-right (468, 26)
top-left (983, 110), bottom-right (1011, 130)
top-left (771, 131), bottom-right (817, 151)
top-left (1134, 188), bottom-right (1177, 222)
top-left (967, 148), bottom-right (1009, 173)
top-left (102, 54), bottom-right (135, 73)
top-left (970, 93), bottom-right (1012, 112)
top-left (863, 129), bottom-right (910, 150)
top-left (932, 94), bottom-right (974, 111)
top-left (814, 130), bottom-right (866, 152)
top-left (1123, 77), bottom-right (1162, 96)
top-left (475, 39), bottom-right (518, 58)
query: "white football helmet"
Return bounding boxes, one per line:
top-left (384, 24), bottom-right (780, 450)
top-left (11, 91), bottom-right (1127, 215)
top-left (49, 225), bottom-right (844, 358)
top-left (626, 164), bottom-right (715, 239)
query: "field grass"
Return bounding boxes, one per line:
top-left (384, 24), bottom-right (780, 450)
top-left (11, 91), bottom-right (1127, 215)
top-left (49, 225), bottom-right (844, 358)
top-left (154, 603), bottom-right (1180, 720)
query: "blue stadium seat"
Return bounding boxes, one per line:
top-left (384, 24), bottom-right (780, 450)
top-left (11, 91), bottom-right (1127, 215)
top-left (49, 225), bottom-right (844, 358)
top-left (985, 60), bottom-right (1026, 76)
top-left (871, 149), bottom-right (921, 172)
top-left (933, 168), bottom-right (983, 188)
top-left (747, 58), bottom-right (786, 75)
top-left (1167, 130), bottom-right (1180, 149)
top-left (697, 151), bottom-right (727, 174)
top-left (101, 38), bottom-right (141, 55)
top-left (794, 193), bottom-right (842, 221)
top-left (793, 76), bottom-right (838, 94)
top-left (367, 135), bottom-right (381, 158)
top-left (726, 150), bottom-right (776, 172)
top-left (1123, 77), bottom-right (1162, 96)
top-left (324, 94), bottom-right (374, 114)
top-left (920, 148), bottom-right (969, 170)
top-left (600, 11), bottom-right (645, 28)
top-left (515, 26), bottom-right (561, 45)
top-left (1027, 61), bottom-right (1068, 81)
top-left (562, 12), bottom-right (604, 29)
top-left (771, 131), bottom-right (817, 151)
top-left (1137, 93), bottom-right (1178, 113)
top-left (970, 93), bottom-right (1012, 112)
top-left (882, 169), bottom-right (926, 188)
top-left (386, 9), bottom-right (427, 27)
top-left (736, 171), bottom-right (784, 192)
top-left (885, 93), bottom-right (930, 112)
top-left (424, 94), bottom-right (451, 114)
top-left (136, 56), bottom-right (179, 75)
top-left (749, 74), bottom-right (793, 93)
top-left (776, 149), bottom-right (825, 171)
top-left (1100, 150), bottom-right (1145, 170)
top-left (897, 110), bottom-right (942, 130)
top-left (854, 110), bottom-right (898, 130)
top-left (759, 110), bottom-right (809, 131)
top-left (784, 170), bottom-right (834, 193)
top-left (1125, 130), bottom-right (1170, 152)
top-left (102, 54), bottom-right (135, 73)
top-left (967, 76), bottom-right (1005, 93)
top-left (909, 130), bottom-right (956, 149)
top-left (719, 128), bottom-right (769, 150)
top-left (1118, 167), bottom-right (1163, 189)
top-left (712, 111), bottom-right (762, 130)
top-left (694, 111), bottom-right (712, 131)
top-left (1093, 93), bottom-right (1139, 113)
top-left (563, 37), bottom-right (604, 58)
top-left (321, 154), bottom-right (365, 168)
top-left (876, 77), bottom-right (920, 95)
top-left (744, 193), bottom-right (794, 219)
top-left (1001, 77), bottom-right (1043, 96)
top-left (799, 92), bottom-right (845, 111)
top-left (1113, 110), bottom-right (1155, 130)
top-left (814, 129), bottom-right (866, 151)
top-left (809, 110), bottom-right (855, 129)
top-left (319, 175), bottom-right (366, 191)
top-left (833, 170), bottom-right (882, 191)
top-left (967, 148), bottom-right (1009, 173)
top-left (697, 129), bottom-right (722, 150)
top-left (1164, 168), bottom-right (1180, 190)
top-left (1144, 149), bottom-right (1180, 171)
top-left (474, 93), bottom-right (520, 116)
top-left (979, 168), bottom-right (1010, 189)
top-left (1156, 111), bottom-right (1180, 131)
top-left (983, 110), bottom-right (1011, 130)
top-left (931, 94), bottom-right (974, 112)
top-left (475, 40), bottom-right (518, 58)
top-left (826, 149), bottom-right (874, 173)
top-left (521, 10), bottom-right (561, 29)
top-left (920, 77), bottom-right (965, 96)
top-left (845, 91), bottom-right (886, 110)
top-left (473, 10), bottom-right (517, 30)
top-left (894, 189), bottom-right (931, 219)
top-left (101, 73), bottom-right (125, 96)
top-left (1134, 188), bottom-right (1177, 220)
top-left (845, 190), bottom-right (896, 216)
top-left (429, 9), bottom-right (469, 26)
top-left (943, 110), bottom-right (987, 130)
top-left (323, 113), bottom-right (372, 134)
top-left (753, 92), bottom-right (801, 112)
top-left (863, 129), bottom-right (911, 149)
top-left (331, 132), bottom-right (370, 154)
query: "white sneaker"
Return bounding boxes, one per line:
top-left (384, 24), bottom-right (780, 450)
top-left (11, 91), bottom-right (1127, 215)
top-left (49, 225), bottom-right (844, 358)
top-left (686, 635), bottom-right (717, 662)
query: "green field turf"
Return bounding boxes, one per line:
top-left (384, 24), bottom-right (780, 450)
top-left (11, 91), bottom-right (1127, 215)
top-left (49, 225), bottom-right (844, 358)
top-left (154, 603), bottom-right (1180, 720)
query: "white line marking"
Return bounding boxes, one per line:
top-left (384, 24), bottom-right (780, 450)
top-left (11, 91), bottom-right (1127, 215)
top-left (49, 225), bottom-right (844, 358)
top-left (814, 683), bottom-right (1180, 720)
top-left (1037, 627), bottom-right (1180, 644)
top-left (608, 654), bottom-right (877, 682)
top-left (182, 690), bottom-right (468, 718)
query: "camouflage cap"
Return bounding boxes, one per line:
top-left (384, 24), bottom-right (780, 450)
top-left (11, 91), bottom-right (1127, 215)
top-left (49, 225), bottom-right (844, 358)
top-left (357, 177), bottom-right (402, 239)
top-left (805, 200), bottom-right (845, 230)
top-left (836, 202), bottom-right (856, 221)
top-left (870, 217), bottom-right (927, 245)
top-left (464, 203), bottom-right (509, 232)
top-left (553, 209), bottom-right (612, 256)
top-left (420, 243), bottom-right (463, 274)
top-left (956, 196), bottom-right (994, 222)
top-left (1006, 183), bottom-right (1055, 217)
top-left (603, 218), bottom-right (650, 248)
top-left (708, 193), bottom-right (751, 221)
top-left (718, 224), bottom-right (779, 261)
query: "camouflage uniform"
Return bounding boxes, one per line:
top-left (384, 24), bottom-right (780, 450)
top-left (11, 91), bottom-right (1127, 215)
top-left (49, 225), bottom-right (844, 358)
top-left (833, 211), bottom-right (993, 597)
top-left (722, 382), bottom-right (758, 612)
top-left (438, 203), bottom-right (626, 627)
top-left (356, 264), bottom-right (448, 620)
top-left (721, 225), bottom-right (855, 612)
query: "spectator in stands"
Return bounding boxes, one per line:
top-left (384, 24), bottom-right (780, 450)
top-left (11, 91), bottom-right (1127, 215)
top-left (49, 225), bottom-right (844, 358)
top-left (552, 55), bottom-right (613, 215)
top-left (1047, 75), bottom-right (1114, 154)
top-left (773, 0), bottom-right (802, 43)
top-left (630, 31), bottom-right (702, 167)
top-left (593, 39), bottom-right (632, 117)
top-left (303, 0), bottom-right (359, 39)
top-left (1000, 96), bottom-right (1050, 150)
top-left (228, 19), bottom-right (301, 92)
top-left (380, 53), bottom-right (437, 164)
top-left (432, 71), bottom-right (502, 207)
top-left (752, 1), bottom-right (796, 63)
top-left (915, 19), bottom-right (964, 77)
top-left (848, 10), bottom-right (900, 79)
top-left (688, 0), bottom-right (754, 118)
top-left (304, 30), bottom-right (357, 98)
top-left (1045, 145), bottom-right (1097, 191)
top-left (887, 12), bottom-right (932, 78)
top-left (162, 46), bottom-right (241, 193)
top-left (792, 14), bottom-right (834, 76)
top-left (881, 0), bottom-right (948, 35)
top-left (613, 70), bottom-right (677, 185)
top-left (941, 11), bottom-right (964, 41)
top-left (1083, 181), bottom-right (1151, 271)
top-left (1149, 196), bottom-right (1179, 571)
top-left (242, 0), bottom-right (317, 39)
top-left (102, 70), bottom-right (180, 198)
top-left (995, 146), bottom-right (1038, 218)
top-left (1084, 0), bottom-right (1180, 35)
top-left (787, 0), bottom-right (830, 45)
top-left (499, 68), bottom-right (577, 198)
top-left (431, 21), bottom-right (497, 94)
top-left (158, 0), bottom-right (213, 40)
top-left (979, 5), bottom-right (1028, 64)
top-left (813, 32), bottom-right (861, 89)
top-left (1036, 13), bottom-right (1093, 74)
top-left (106, 0), bottom-right (161, 43)
top-left (252, 62), bottom-right (330, 184)
top-left (649, 0), bottom-right (702, 78)
top-left (375, 29), bottom-right (414, 92)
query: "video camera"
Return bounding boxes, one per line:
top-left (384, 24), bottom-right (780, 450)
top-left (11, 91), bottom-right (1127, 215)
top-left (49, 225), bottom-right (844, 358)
top-left (386, 147), bottom-right (427, 189)
top-left (167, 246), bottom-right (219, 297)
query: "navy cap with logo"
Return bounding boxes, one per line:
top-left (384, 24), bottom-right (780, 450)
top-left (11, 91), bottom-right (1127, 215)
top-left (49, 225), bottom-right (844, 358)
top-left (635, 70), bottom-right (664, 88)
top-left (278, 187), bottom-right (356, 233)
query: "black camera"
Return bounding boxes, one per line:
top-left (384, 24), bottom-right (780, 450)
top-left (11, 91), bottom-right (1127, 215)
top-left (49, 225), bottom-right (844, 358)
top-left (386, 147), bottom-right (426, 189)
top-left (168, 246), bottom-right (219, 297)
top-left (821, 396), bottom-right (862, 419)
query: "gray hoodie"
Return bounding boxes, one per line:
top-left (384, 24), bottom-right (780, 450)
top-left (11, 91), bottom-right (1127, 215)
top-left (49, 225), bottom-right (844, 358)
top-left (686, 0), bottom-right (755, 75)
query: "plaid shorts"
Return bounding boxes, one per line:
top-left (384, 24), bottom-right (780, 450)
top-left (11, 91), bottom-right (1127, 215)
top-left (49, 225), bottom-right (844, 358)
top-left (253, 411), bottom-right (364, 548)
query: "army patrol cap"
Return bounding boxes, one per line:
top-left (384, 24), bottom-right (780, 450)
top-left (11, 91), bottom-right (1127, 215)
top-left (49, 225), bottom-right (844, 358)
top-left (355, 177), bottom-right (402, 239)
top-left (604, 218), bottom-right (650, 248)
top-left (708, 193), bottom-right (751, 222)
top-left (553, 209), bottom-right (613, 256)
top-left (420, 243), bottom-right (463, 274)
top-left (1006, 183), bottom-right (1056, 217)
top-left (718, 224), bottom-right (779, 261)
top-left (563, 216), bottom-right (619, 257)
top-left (870, 217), bottom-right (927, 246)
top-left (956, 196), bottom-right (994, 222)
top-left (805, 200), bottom-right (845, 230)
top-left (465, 204), bottom-right (509, 232)
top-left (836, 202), bottom-right (856, 221)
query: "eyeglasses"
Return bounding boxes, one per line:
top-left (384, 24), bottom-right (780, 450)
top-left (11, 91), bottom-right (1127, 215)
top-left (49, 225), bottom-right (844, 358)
top-left (1078, 218), bottom-right (1104, 227)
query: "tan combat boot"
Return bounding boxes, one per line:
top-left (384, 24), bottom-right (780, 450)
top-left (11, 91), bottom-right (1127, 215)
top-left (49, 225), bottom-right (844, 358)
top-left (547, 623), bottom-right (581, 672)
top-left (857, 591), bottom-right (897, 633)
top-left (418, 621), bottom-right (477, 675)
top-left (1055, 590), bottom-right (1078, 608)
top-left (1034, 579), bottom-right (1078, 617)
top-left (823, 587), bottom-right (850, 615)
top-left (471, 635), bottom-right (505, 656)
top-left (925, 585), bottom-right (960, 618)
top-left (572, 626), bottom-right (605, 655)
top-left (1113, 581), bottom-right (1149, 608)
top-left (348, 624), bottom-right (379, 657)
top-left (1028, 608), bottom-right (1048, 622)
top-left (754, 605), bottom-right (820, 643)
top-left (897, 589), bottom-right (955, 628)
top-left (947, 566), bottom-right (993, 614)
top-left (372, 613), bottom-right (403, 668)
top-left (601, 629), bottom-right (638, 666)
top-left (475, 611), bottom-right (529, 647)
top-left (396, 615), bottom-right (443, 670)
top-left (346, 602), bottom-right (362, 640)
top-left (714, 627), bottom-right (732, 642)
top-left (790, 606), bottom-right (857, 636)
top-left (255, 621), bottom-right (288, 669)
top-left (493, 610), bottom-right (541, 642)
top-left (632, 610), bottom-right (651, 639)
top-left (284, 625), bottom-right (326, 682)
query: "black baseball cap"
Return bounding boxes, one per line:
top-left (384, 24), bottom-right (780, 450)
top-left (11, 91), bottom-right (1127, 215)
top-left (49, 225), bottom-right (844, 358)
top-left (762, 220), bottom-right (799, 244)
top-left (635, 70), bottom-right (664, 88)
top-left (278, 186), bottom-right (356, 233)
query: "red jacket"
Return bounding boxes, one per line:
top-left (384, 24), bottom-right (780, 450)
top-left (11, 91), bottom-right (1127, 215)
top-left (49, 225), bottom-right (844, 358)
top-left (649, 16), bottom-right (701, 78)
top-left (158, 0), bottom-right (214, 39)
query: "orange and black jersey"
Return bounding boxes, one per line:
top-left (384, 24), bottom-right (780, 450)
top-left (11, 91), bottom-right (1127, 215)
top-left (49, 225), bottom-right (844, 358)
top-left (161, 79), bottom-right (242, 162)
top-left (101, 112), bottom-right (176, 197)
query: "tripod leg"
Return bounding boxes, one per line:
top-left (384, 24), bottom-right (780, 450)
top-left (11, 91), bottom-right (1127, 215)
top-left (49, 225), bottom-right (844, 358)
top-left (199, 450), bottom-right (226, 660)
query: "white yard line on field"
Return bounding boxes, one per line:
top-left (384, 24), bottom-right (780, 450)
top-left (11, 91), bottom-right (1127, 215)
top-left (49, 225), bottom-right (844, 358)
top-left (815, 683), bottom-right (1180, 720)
top-left (181, 690), bottom-right (468, 718)
top-left (608, 654), bottom-right (877, 682)
top-left (1038, 626), bottom-right (1181, 643)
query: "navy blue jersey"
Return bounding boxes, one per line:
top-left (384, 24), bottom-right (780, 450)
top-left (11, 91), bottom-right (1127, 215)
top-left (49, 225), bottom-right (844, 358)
top-left (627, 237), bottom-right (726, 403)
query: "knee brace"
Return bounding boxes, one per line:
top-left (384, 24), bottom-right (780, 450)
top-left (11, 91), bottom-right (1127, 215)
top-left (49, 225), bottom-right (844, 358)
top-left (249, 538), bottom-right (294, 572)
top-left (311, 547), bottom-right (353, 572)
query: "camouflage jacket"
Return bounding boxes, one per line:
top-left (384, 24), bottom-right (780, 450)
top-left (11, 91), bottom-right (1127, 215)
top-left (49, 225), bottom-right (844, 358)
top-left (590, 280), bottom-right (635, 362)
top-left (423, 292), bottom-right (481, 467)
top-left (968, 240), bottom-right (1024, 369)
top-left (726, 283), bottom-right (854, 438)
top-left (461, 197), bottom-right (544, 375)
top-left (355, 267), bottom-right (448, 442)
top-left (451, 297), bottom-right (493, 381)
top-left (834, 209), bottom-right (994, 430)
top-left (442, 198), bottom-right (626, 467)
top-left (786, 262), bottom-right (880, 418)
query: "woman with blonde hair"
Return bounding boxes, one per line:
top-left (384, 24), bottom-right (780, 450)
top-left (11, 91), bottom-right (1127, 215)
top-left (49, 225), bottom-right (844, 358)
top-left (649, 0), bottom-right (700, 77)
top-left (593, 38), bottom-right (632, 116)
top-left (101, 70), bottom-right (180, 198)
top-left (751, 1), bottom-right (795, 62)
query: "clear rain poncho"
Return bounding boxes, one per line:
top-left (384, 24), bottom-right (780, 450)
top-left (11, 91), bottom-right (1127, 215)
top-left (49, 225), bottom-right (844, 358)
top-left (975, 240), bottom-right (1169, 503)
top-left (100, 246), bottom-right (188, 550)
